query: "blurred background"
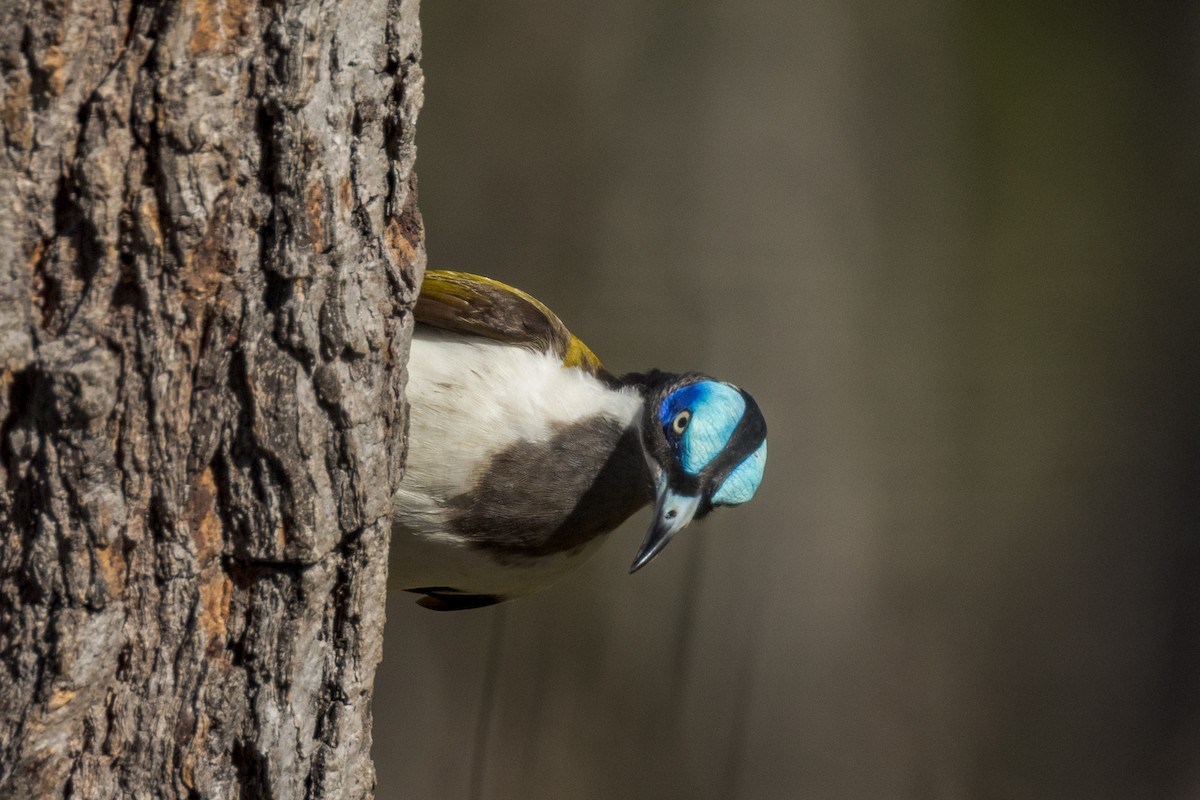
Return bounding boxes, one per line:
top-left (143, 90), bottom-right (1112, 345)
top-left (374, 1), bottom-right (1200, 797)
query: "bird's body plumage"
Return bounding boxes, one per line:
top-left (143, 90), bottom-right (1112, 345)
top-left (392, 328), bottom-right (646, 606)
top-left (391, 271), bottom-right (766, 610)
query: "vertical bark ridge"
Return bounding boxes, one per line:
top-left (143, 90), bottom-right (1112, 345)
top-left (0, 0), bottom-right (423, 797)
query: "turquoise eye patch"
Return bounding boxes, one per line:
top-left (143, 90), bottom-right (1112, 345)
top-left (660, 381), bottom-right (746, 474)
top-left (712, 440), bottom-right (766, 505)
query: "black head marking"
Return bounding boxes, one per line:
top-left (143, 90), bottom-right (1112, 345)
top-left (622, 371), bottom-right (766, 515)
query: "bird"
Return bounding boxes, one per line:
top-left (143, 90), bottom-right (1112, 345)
top-left (390, 270), bottom-right (767, 610)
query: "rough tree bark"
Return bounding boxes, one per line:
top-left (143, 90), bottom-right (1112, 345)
top-left (0, 0), bottom-right (423, 797)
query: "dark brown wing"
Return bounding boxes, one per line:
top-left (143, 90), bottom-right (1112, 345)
top-left (415, 270), bottom-right (605, 376)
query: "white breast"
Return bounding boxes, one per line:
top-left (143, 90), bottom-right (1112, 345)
top-left (390, 328), bottom-right (641, 596)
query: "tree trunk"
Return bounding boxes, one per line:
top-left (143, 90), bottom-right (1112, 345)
top-left (0, 0), bottom-right (423, 796)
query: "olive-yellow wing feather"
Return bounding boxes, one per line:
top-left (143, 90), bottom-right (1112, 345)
top-left (415, 270), bottom-right (604, 376)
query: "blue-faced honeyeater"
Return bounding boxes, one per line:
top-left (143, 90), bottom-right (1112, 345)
top-left (390, 271), bottom-right (767, 610)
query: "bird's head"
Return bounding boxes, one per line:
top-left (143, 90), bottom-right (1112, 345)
top-left (628, 371), bottom-right (768, 572)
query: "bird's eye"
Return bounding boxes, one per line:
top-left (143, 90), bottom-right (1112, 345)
top-left (671, 410), bottom-right (691, 435)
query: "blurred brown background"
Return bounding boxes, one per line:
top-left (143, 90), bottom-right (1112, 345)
top-left (374, 1), bottom-right (1200, 798)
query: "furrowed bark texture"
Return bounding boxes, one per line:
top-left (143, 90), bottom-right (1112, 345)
top-left (0, 0), bottom-right (424, 797)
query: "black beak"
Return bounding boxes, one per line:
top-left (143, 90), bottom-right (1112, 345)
top-left (629, 487), bottom-right (701, 573)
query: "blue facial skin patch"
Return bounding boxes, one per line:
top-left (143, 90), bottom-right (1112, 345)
top-left (660, 381), bottom-right (746, 474)
top-left (712, 440), bottom-right (766, 506)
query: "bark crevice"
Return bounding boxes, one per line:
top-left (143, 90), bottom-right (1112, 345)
top-left (0, 0), bottom-right (423, 796)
